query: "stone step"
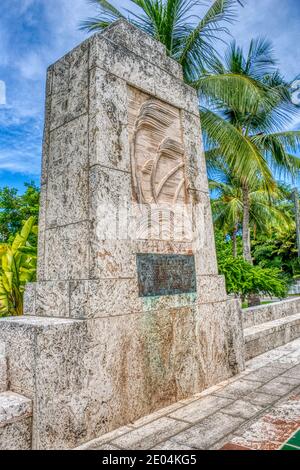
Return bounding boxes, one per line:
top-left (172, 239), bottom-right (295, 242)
top-left (243, 297), bottom-right (300, 329)
top-left (0, 391), bottom-right (32, 450)
top-left (244, 312), bottom-right (300, 360)
top-left (0, 345), bottom-right (7, 393)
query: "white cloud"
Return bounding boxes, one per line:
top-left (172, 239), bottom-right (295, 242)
top-left (1, 0), bottom-right (300, 181)
top-left (17, 52), bottom-right (46, 81)
top-left (0, 146), bottom-right (41, 175)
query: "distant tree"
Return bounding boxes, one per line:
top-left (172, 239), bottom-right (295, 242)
top-left (0, 183), bottom-right (40, 243)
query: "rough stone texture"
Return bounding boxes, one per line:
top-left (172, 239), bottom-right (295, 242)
top-left (101, 20), bottom-right (183, 80)
top-left (78, 338), bottom-right (300, 451)
top-left (0, 392), bottom-right (32, 424)
top-left (0, 20), bottom-right (245, 449)
top-left (89, 69), bottom-right (130, 171)
top-left (0, 304), bottom-right (244, 449)
top-left (46, 115), bottom-right (89, 228)
top-left (0, 355), bottom-right (7, 393)
top-left (243, 297), bottom-right (300, 328)
top-left (182, 111), bottom-right (209, 192)
top-left (245, 312), bottom-right (300, 360)
top-left (0, 392), bottom-right (32, 451)
top-left (44, 221), bottom-right (90, 281)
top-left (0, 417), bottom-right (32, 450)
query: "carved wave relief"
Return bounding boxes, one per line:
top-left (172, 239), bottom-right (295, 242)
top-left (128, 87), bottom-right (191, 241)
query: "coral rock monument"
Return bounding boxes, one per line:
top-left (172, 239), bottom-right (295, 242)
top-left (0, 20), bottom-right (245, 449)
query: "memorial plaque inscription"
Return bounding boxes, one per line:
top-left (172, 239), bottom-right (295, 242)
top-left (137, 254), bottom-right (197, 297)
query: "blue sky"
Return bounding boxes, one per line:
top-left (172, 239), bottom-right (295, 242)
top-left (0, 0), bottom-right (300, 192)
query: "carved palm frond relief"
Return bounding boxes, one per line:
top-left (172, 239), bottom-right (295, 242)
top-left (129, 89), bottom-right (187, 207)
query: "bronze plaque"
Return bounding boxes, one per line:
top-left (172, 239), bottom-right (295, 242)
top-left (136, 254), bottom-right (197, 297)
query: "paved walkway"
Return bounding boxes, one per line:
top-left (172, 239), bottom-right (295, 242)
top-left (77, 338), bottom-right (300, 451)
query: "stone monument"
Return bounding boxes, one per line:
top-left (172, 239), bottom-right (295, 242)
top-left (0, 20), bottom-right (244, 449)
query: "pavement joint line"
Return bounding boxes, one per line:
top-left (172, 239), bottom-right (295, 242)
top-left (231, 385), bottom-right (300, 440)
top-left (82, 339), bottom-right (300, 450)
top-left (116, 361), bottom-right (299, 449)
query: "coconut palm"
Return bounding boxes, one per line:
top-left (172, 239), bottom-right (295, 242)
top-left (200, 38), bottom-right (300, 262)
top-left (82, 0), bottom-right (244, 82)
top-left (211, 175), bottom-right (294, 258)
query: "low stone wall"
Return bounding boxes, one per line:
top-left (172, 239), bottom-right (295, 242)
top-left (243, 297), bottom-right (300, 329)
top-left (0, 301), bottom-right (244, 450)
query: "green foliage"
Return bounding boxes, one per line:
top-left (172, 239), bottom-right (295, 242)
top-left (82, 0), bottom-right (243, 82)
top-left (252, 228), bottom-right (300, 279)
top-left (202, 39), bottom-right (300, 191)
top-left (0, 183), bottom-right (40, 243)
top-left (218, 255), bottom-right (288, 299)
top-left (0, 217), bottom-right (37, 317)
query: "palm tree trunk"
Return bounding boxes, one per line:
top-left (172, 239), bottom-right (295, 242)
top-left (242, 183), bottom-right (260, 307)
top-left (242, 183), bottom-right (252, 264)
top-left (232, 224), bottom-right (238, 257)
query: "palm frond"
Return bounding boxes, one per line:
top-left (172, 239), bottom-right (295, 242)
top-left (178, 0), bottom-right (241, 78)
top-left (201, 107), bottom-right (275, 188)
top-left (195, 72), bottom-right (266, 113)
top-left (80, 0), bottom-right (125, 31)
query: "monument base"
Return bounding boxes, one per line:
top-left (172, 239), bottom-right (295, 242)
top-left (0, 298), bottom-right (244, 449)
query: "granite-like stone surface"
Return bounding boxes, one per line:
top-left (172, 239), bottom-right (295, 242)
top-left (182, 110), bottom-right (209, 192)
top-left (79, 338), bottom-right (300, 451)
top-left (0, 354), bottom-right (7, 393)
top-left (44, 221), bottom-right (90, 281)
top-left (89, 34), bottom-right (199, 115)
top-left (35, 281), bottom-right (70, 318)
top-left (36, 183), bottom-right (47, 281)
top-left (0, 391), bottom-right (32, 451)
top-left (0, 392), bottom-right (32, 424)
top-left (196, 275), bottom-right (227, 304)
top-left (0, 300), bottom-right (244, 450)
top-left (46, 115), bottom-right (89, 228)
top-left (245, 312), bottom-right (300, 360)
top-left (49, 41), bottom-right (89, 131)
top-left (0, 417), bottom-right (32, 450)
top-left (190, 190), bottom-right (219, 275)
top-left (101, 20), bottom-right (183, 80)
top-left (243, 297), bottom-right (300, 328)
top-left (89, 68), bottom-right (130, 171)
top-left (23, 283), bottom-right (36, 316)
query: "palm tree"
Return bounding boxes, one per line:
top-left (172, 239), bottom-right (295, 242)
top-left (201, 39), bottom-right (300, 263)
top-left (82, 0), bottom-right (244, 82)
top-left (82, 3), bottom-right (300, 264)
top-left (211, 175), bottom-right (294, 258)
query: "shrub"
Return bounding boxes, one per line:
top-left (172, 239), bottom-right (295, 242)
top-left (218, 255), bottom-right (289, 299)
top-left (0, 217), bottom-right (37, 316)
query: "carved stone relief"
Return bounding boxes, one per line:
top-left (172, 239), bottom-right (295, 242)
top-left (128, 87), bottom-right (191, 241)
